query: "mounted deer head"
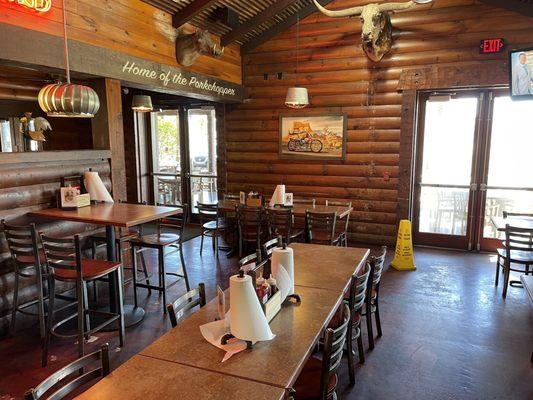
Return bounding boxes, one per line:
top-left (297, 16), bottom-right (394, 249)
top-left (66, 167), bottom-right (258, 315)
top-left (175, 29), bottom-right (224, 67)
top-left (312, 0), bottom-right (431, 62)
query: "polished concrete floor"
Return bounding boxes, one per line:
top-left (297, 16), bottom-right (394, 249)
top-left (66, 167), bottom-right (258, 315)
top-left (0, 238), bottom-right (531, 399)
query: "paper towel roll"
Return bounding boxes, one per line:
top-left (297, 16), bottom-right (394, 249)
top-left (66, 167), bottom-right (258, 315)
top-left (229, 273), bottom-right (275, 342)
top-left (270, 184), bottom-right (285, 206)
top-left (271, 246), bottom-right (294, 295)
top-left (84, 171), bottom-right (114, 203)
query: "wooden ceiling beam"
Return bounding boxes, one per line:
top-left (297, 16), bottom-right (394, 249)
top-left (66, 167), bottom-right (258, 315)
top-left (221, 0), bottom-right (298, 47)
top-left (479, 0), bottom-right (533, 17)
top-left (241, 0), bottom-right (334, 54)
top-left (172, 0), bottom-right (219, 28)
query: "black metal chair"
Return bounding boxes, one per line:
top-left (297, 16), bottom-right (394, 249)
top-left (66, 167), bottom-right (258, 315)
top-left (167, 283), bottom-right (206, 328)
top-left (293, 304), bottom-right (351, 400)
top-left (266, 208), bottom-right (304, 244)
top-left (364, 246), bottom-right (387, 350)
top-left (236, 205), bottom-right (267, 258)
top-left (345, 263), bottom-right (371, 384)
top-left (305, 211), bottom-right (338, 246)
top-left (2, 220), bottom-right (48, 338)
top-left (325, 200), bottom-right (352, 247)
top-left (197, 202), bottom-right (228, 258)
top-left (129, 204), bottom-right (190, 314)
top-left (25, 344), bottom-right (110, 400)
top-left (262, 237), bottom-right (281, 260)
top-left (238, 249), bottom-right (265, 272)
top-left (40, 234), bottom-right (124, 367)
top-left (496, 224), bottom-right (533, 298)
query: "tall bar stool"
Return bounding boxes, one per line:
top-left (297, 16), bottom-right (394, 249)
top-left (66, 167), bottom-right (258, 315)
top-left (266, 208), bottom-right (304, 244)
top-left (41, 234), bottom-right (124, 367)
top-left (305, 211), bottom-right (338, 246)
top-left (325, 200), bottom-right (352, 247)
top-left (2, 220), bottom-right (48, 338)
top-left (198, 202), bottom-right (228, 258)
top-left (129, 204), bottom-right (190, 314)
top-left (364, 246), bottom-right (387, 350)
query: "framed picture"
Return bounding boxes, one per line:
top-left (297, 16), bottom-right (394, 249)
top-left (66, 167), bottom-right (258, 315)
top-left (60, 186), bottom-right (80, 209)
top-left (279, 114), bottom-right (347, 160)
top-left (509, 47), bottom-right (533, 99)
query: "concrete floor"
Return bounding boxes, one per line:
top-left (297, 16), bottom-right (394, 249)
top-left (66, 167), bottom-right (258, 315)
top-left (0, 238), bottom-right (532, 399)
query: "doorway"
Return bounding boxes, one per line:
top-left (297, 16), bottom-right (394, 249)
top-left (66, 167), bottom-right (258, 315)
top-left (150, 106), bottom-right (218, 220)
top-left (413, 89), bottom-right (533, 251)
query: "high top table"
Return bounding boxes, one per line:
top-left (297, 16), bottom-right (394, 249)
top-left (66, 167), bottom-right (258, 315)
top-left (30, 202), bottom-right (182, 327)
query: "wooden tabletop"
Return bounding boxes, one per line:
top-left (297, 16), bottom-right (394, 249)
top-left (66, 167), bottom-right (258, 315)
top-left (29, 203), bottom-right (181, 227)
top-left (521, 275), bottom-right (533, 305)
top-left (140, 285), bottom-right (343, 390)
top-left (218, 199), bottom-right (352, 219)
top-left (491, 216), bottom-right (533, 231)
top-left (75, 355), bottom-right (286, 400)
top-left (291, 243), bottom-right (369, 293)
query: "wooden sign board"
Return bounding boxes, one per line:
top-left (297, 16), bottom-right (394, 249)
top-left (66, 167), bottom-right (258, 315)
top-left (0, 23), bottom-right (243, 103)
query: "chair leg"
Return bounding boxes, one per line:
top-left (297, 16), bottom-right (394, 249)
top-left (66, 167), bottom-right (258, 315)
top-left (502, 261), bottom-right (511, 298)
top-left (131, 245), bottom-right (138, 308)
top-left (42, 277), bottom-right (55, 367)
top-left (116, 268), bottom-right (125, 348)
top-left (179, 244), bottom-right (190, 291)
top-left (10, 270), bottom-right (20, 336)
top-left (139, 250), bottom-right (151, 296)
top-left (366, 302), bottom-right (374, 350)
top-left (495, 256), bottom-right (500, 286)
top-left (36, 270), bottom-right (47, 340)
top-left (200, 232), bottom-right (205, 255)
top-left (346, 316), bottom-right (355, 386)
top-left (91, 240), bottom-right (97, 259)
top-left (375, 299), bottom-right (382, 338)
top-left (76, 281), bottom-right (85, 359)
top-left (214, 231), bottom-right (219, 259)
top-left (83, 282), bottom-right (91, 340)
top-left (159, 249), bottom-right (167, 314)
top-left (357, 331), bottom-right (365, 364)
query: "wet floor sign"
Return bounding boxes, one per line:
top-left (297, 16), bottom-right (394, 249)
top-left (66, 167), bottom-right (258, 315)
top-left (391, 219), bottom-right (416, 271)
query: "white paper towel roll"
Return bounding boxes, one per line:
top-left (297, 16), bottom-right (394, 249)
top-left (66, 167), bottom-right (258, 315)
top-left (270, 184), bottom-right (285, 206)
top-left (271, 246), bottom-right (294, 295)
top-left (229, 273), bottom-right (275, 342)
top-left (84, 171), bottom-right (114, 203)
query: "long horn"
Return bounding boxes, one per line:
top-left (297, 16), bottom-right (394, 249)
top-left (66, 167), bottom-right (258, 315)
top-left (312, 0), bottom-right (363, 18)
top-left (378, 1), bottom-right (416, 12)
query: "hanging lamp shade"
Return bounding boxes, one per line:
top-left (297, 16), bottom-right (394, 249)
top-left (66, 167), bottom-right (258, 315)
top-left (131, 95), bottom-right (153, 112)
top-left (285, 87), bottom-right (309, 109)
top-left (38, 83), bottom-right (100, 118)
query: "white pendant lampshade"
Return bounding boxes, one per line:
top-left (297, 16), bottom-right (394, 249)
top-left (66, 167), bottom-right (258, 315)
top-left (285, 87), bottom-right (309, 109)
top-left (131, 95), bottom-right (153, 112)
top-left (38, 83), bottom-right (100, 118)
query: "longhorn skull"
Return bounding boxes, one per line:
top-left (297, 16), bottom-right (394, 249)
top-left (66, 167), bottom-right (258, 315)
top-left (175, 29), bottom-right (224, 67)
top-left (312, 1), bottom-right (430, 62)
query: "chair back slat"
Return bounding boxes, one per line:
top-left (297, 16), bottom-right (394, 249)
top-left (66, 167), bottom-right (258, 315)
top-left (167, 283), bottom-right (206, 328)
top-left (239, 249), bottom-right (265, 272)
top-left (262, 237), bottom-right (281, 259)
top-left (293, 198), bottom-right (316, 206)
top-left (2, 221), bottom-right (42, 267)
top-left (237, 205), bottom-right (265, 241)
top-left (306, 211), bottom-right (337, 246)
top-left (266, 208), bottom-right (294, 243)
top-left (504, 225), bottom-right (533, 254)
top-left (370, 246), bottom-right (387, 287)
top-left (40, 235), bottom-right (81, 277)
top-left (348, 264), bottom-right (371, 313)
top-left (25, 344), bottom-right (109, 400)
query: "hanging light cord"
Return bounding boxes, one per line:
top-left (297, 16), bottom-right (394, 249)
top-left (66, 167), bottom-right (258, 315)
top-left (62, 0), bottom-right (71, 84)
top-left (296, 11), bottom-right (300, 85)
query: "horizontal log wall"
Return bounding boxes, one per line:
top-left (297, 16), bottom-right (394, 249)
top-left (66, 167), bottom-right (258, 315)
top-left (0, 151), bottom-right (111, 336)
top-left (226, 0), bottom-right (533, 245)
top-left (0, 0), bottom-right (241, 84)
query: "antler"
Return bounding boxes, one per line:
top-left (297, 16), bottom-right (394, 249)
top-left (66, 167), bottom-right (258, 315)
top-left (312, 0), bottom-right (363, 17)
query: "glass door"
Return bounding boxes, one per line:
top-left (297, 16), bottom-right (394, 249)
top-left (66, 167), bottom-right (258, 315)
top-left (413, 92), bottom-right (482, 249)
top-left (186, 107), bottom-right (217, 215)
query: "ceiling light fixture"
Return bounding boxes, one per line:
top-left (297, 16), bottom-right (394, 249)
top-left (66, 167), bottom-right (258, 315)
top-left (285, 11), bottom-right (309, 109)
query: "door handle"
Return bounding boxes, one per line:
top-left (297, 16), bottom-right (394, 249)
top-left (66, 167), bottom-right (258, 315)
top-left (479, 183), bottom-right (487, 191)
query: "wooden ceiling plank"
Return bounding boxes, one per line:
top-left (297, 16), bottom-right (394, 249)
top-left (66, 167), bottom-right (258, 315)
top-left (241, 0), bottom-right (334, 54)
top-left (172, 0), bottom-right (220, 28)
top-left (479, 0), bottom-right (533, 17)
top-left (221, 0), bottom-right (298, 47)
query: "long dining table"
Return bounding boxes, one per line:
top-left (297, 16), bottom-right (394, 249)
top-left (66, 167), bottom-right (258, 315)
top-left (75, 243), bottom-right (370, 399)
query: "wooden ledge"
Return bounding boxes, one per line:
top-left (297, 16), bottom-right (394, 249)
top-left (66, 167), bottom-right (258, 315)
top-left (0, 150), bottom-right (111, 165)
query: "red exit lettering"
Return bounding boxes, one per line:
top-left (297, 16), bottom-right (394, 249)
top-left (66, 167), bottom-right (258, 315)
top-left (480, 38), bottom-right (505, 54)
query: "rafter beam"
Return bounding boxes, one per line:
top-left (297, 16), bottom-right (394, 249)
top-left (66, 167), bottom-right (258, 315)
top-left (221, 0), bottom-right (298, 47)
top-left (172, 0), bottom-right (219, 28)
top-left (480, 0), bottom-right (533, 17)
top-left (241, 0), bottom-right (334, 54)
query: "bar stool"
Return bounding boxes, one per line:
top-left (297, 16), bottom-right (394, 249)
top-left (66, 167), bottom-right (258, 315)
top-left (2, 220), bottom-right (48, 338)
top-left (41, 234), bottom-right (124, 367)
top-left (325, 200), bottom-right (352, 247)
top-left (198, 202), bottom-right (228, 258)
top-left (266, 208), bottom-right (304, 244)
top-left (129, 204), bottom-right (189, 314)
top-left (305, 211), bottom-right (338, 246)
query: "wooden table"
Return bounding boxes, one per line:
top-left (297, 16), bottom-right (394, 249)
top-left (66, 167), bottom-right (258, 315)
top-left (491, 216), bottom-right (533, 231)
top-left (75, 355), bottom-right (286, 400)
top-left (30, 203), bottom-right (181, 326)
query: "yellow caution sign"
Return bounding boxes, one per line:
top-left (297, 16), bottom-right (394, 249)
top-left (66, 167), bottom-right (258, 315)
top-left (391, 219), bottom-right (416, 271)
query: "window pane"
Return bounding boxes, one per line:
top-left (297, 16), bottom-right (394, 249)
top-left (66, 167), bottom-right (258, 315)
top-left (155, 175), bottom-right (182, 206)
top-left (188, 109), bottom-right (216, 175)
top-left (419, 187), bottom-right (469, 235)
top-left (190, 177), bottom-right (217, 213)
top-left (483, 189), bottom-right (533, 239)
top-left (152, 111), bottom-right (180, 174)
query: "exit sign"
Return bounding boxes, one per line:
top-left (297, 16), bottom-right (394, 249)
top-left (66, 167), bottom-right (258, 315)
top-left (479, 38), bottom-right (505, 54)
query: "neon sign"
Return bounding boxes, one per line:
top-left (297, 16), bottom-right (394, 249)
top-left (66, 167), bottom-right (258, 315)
top-left (7, 0), bottom-right (52, 13)
top-left (479, 38), bottom-right (505, 54)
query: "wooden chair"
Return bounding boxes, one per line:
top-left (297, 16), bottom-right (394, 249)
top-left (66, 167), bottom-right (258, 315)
top-left (2, 220), bottom-right (48, 339)
top-left (236, 205), bottom-right (267, 258)
top-left (305, 211), bottom-right (338, 246)
top-left (40, 234), bottom-right (124, 367)
top-left (266, 208), bottom-right (304, 244)
top-left (496, 224), bottom-right (533, 298)
top-left (197, 202), bottom-right (228, 258)
top-left (364, 246), bottom-right (387, 350)
top-left (129, 204), bottom-right (190, 314)
top-left (25, 344), bottom-right (110, 400)
top-left (344, 263), bottom-right (371, 384)
top-left (239, 249), bottom-right (265, 272)
top-left (325, 200), bottom-right (352, 247)
top-left (167, 283), bottom-right (206, 328)
top-left (293, 304), bottom-right (351, 400)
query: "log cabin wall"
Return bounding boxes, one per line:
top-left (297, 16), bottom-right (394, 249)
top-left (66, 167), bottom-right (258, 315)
top-left (225, 0), bottom-right (533, 245)
top-left (0, 0), bottom-right (242, 85)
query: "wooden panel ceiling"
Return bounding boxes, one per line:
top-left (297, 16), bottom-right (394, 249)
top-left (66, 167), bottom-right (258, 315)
top-left (480, 0), bottom-right (533, 17)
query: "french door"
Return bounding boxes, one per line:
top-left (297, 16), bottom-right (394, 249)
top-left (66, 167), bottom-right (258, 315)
top-left (413, 89), bottom-right (533, 251)
top-left (150, 106), bottom-right (218, 220)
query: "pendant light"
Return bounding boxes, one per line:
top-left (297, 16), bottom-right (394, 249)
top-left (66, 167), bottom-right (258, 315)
top-left (38, 0), bottom-right (100, 117)
top-left (131, 95), bottom-right (153, 112)
top-left (285, 11), bottom-right (309, 109)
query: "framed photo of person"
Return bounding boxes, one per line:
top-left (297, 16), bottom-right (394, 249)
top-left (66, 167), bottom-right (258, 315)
top-left (509, 47), bottom-right (533, 99)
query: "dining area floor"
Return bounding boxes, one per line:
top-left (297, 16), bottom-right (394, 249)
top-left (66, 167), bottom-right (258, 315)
top-left (0, 238), bottom-right (531, 400)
